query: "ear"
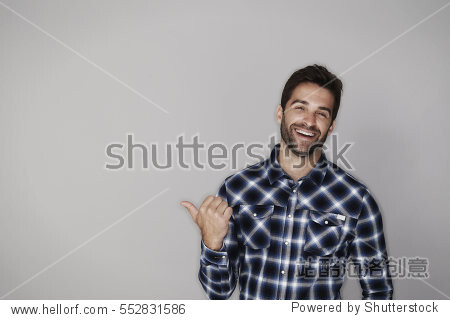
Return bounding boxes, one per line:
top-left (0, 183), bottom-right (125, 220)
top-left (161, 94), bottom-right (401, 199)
top-left (327, 119), bottom-right (336, 136)
top-left (276, 104), bottom-right (283, 125)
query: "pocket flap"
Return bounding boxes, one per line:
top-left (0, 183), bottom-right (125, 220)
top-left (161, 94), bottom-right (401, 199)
top-left (238, 204), bottom-right (275, 219)
top-left (308, 210), bottom-right (346, 226)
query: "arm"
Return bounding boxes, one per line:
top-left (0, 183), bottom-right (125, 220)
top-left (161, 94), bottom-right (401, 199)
top-left (349, 189), bottom-right (394, 299)
top-left (198, 181), bottom-right (240, 299)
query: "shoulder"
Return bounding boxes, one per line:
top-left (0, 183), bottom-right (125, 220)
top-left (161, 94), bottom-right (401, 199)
top-left (325, 158), bottom-right (370, 192)
top-left (218, 158), bottom-right (270, 206)
top-left (323, 159), bottom-right (376, 216)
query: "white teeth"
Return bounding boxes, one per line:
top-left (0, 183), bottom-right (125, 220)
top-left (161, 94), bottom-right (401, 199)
top-left (295, 129), bottom-right (314, 137)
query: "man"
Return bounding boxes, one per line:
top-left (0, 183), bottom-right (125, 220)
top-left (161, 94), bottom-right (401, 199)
top-left (181, 64), bottom-right (393, 299)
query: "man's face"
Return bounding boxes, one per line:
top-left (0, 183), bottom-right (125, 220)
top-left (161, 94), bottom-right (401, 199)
top-left (276, 82), bottom-right (336, 157)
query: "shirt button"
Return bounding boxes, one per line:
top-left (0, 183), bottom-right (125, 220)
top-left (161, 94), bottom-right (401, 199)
top-left (222, 256), bottom-right (226, 259)
top-left (253, 213), bottom-right (257, 217)
top-left (288, 214), bottom-right (292, 218)
top-left (284, 241), bottom-right (289, 245)
top-left (324, 220), bottom-right (329, 225)
top-left (281, 270), bottom-right (285, 275)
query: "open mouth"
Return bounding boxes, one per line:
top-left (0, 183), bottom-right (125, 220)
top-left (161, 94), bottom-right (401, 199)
top-left (294, 128), bottom-right (317, 140)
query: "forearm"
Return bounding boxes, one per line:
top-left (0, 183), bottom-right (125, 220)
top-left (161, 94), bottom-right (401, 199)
top-left (198, 240), bottom-right (237, 299)
top-left (351, 190), bottom-right (394, 300)
top-left (354, 256), bottom-right (394, 300)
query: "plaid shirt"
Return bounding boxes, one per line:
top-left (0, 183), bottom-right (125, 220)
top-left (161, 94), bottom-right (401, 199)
top-left (199, 143), bottom-right (393, 300)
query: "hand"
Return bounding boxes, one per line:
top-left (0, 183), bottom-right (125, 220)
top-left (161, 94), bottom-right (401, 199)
top-left (181, 195), bottom-right (233, 251)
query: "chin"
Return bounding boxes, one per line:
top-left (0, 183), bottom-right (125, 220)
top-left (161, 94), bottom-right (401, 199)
top-left (288, 144), bottom-right (310, 156)
top-left (295, 142), bottom-right (322, 156)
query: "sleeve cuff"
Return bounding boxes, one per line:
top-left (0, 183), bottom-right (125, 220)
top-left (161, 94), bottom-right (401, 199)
top-left (200, 240), bottom-right (229, 266)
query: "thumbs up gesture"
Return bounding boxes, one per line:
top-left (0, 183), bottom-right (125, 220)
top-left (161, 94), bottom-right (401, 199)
top-left (181, 195), bottom-right (233, 251)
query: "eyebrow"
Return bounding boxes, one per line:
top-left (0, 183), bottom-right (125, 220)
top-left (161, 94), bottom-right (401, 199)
top-left (290, 99), bottom-right (332, 115)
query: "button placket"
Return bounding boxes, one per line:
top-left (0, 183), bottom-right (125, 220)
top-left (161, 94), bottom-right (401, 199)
top-left (277, 182), bottom-right (299, 298)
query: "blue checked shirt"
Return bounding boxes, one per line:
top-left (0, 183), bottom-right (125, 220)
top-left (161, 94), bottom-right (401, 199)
top-left (199, 143), bottom-right (393, 299)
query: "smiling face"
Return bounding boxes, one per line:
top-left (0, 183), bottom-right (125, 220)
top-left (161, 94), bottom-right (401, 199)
top-left (276, 82), bottom-right (336, 157)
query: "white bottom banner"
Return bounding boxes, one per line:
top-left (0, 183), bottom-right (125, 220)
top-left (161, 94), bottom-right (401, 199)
top-left (1, 300), bottom-right (448, 320)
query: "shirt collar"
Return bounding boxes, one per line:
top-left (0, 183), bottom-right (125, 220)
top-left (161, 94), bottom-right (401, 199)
top-left (267, 143), bottom-right (328, 186)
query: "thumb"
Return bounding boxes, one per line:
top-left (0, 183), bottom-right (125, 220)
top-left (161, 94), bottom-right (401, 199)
top-left (180, 201), bottom-right (199, 221)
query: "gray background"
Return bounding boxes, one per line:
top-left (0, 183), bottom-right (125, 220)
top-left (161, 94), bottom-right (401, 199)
top-left (1, 0), bottom-right (449, 299)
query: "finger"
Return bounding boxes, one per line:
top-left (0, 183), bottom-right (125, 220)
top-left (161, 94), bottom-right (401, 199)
top-left (180, 201), bottom-right (199, 220)
top-left (216, 201), bottom-right (229, 215)
top-left (223, 206), bottom-right (233, 220)
top-left (198, 195), bottom-right (215, 212)
top-left (207, 196), bottom-right (225, 213)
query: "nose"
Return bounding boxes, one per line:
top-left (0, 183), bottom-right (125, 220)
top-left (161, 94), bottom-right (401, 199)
top-left (302, 111), bottom-right (316, 128)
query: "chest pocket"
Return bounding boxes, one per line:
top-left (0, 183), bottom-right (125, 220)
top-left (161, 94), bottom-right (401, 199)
top-left (237, 204), bottom-right (274, 249)
top-left (304, 210), bottom-right (346, 256)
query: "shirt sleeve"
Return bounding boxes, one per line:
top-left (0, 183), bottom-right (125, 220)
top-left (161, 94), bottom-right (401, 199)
top-left (348, 189), bottom-right (394, 300)
top-left (198, 180), bottom-right (240, 299)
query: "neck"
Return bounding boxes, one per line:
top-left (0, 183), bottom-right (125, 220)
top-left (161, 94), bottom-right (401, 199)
top-left (277, 140), bottom-right (323, 183)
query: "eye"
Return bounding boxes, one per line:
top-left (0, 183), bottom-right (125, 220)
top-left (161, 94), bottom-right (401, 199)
top-left (317, 112), bottom-right (328, 118)
top-left (294, 105), bottom-right (304, 110)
